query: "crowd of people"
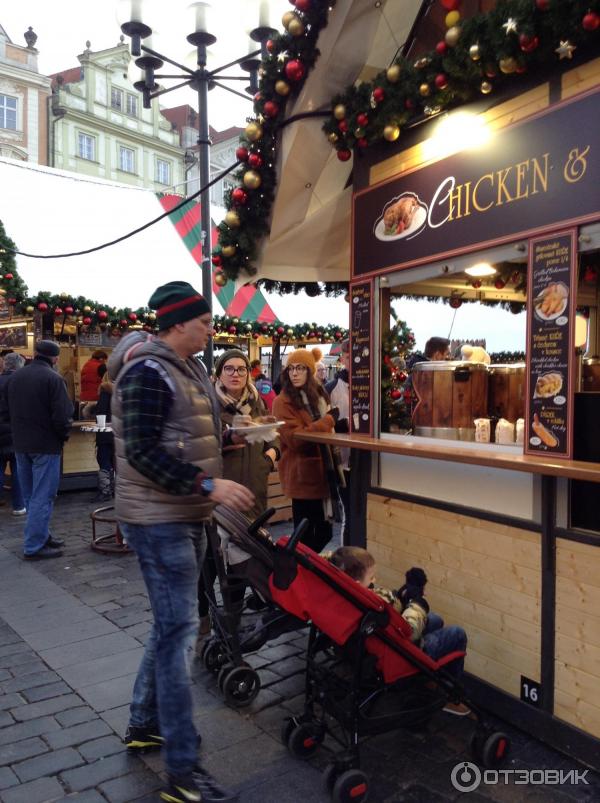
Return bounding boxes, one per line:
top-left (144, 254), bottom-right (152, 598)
top-left (0, 281), bottom-right (469, 803)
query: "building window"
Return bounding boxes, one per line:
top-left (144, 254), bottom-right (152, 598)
top-left (155, 159), bottom-right (170, 185)
top-left (111, 87), bottom-right (123, 110)
top-left (0, 94), bottom-right (17, 130)
top-left (126, 93), bottom-right (138, 117)
top-left (77, 132), bottom-right (95, 161)
top-left (119, 145), bottom-right (135, 173)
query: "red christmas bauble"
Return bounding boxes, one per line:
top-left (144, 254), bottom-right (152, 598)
top-left (212, 254), bottom-right (222, 266)
top-left (472, 280), bottom-right (482, 289)
top-left (398, 371), bottom-right (407, 383)
top-left (38, 302), bottom-right (48, 311)
top-left (120, 319), bottom-right (128, 327)
top-left (4, 273), bottom-right (13, 280)
top-left (519, 34), bottom-right (539, 52)
top-left (372, 86), bottom-right (385, 103)
top-left (284, 59), bottom-right (305, 82)
top-left (8, 297), bottom-right (16, 304)
top-left (535, 0), bottom-right (549, 9)
top-left (449, 297), bottom-right (462, 309)
top-left (266, 39), bottom-right (275, 52)
top-left (129, 312), bottom-right (137, 321)
top-left (64, 306), bottom-right (74, 314)
top-left (295, 0), bottom-right (311, 11)
top-left (356, 112), bottom-right (369, 127)
top-left (54, 307), bottom-right (63, 315)
top-left (252, 332), bottom-right (259, 339)
top-left (98, 310), bottom-right (108, 320)
top-left (583, 11), bottom-right (600, 31)
top-left (263, 100), bottom-right (279, 118)
top-left (405, 98), bottom-right (415, 110)
top-left (248, 153), bottom-right (263, 169)
top-left (440, 0), bottom-right (460, 9)
top-left (235, 146), bottom-right (249, 162)
top-left (83, 316), bottom-right (92, 325)
top-left (276, 326), bottom-right (285, 335)
top-left (494, 279), bottom-right (506, 290)
top-left (337, 149), bottom-right (352, 162)
top-left (435, 73), bottom-right (448, 89)
top-left (338, 119), bottom-right (349, 133)
top-left (231, 187), bottom-right (248, 205)
top-left (435, 41), bottom-right (448, 55)
top-left (335, 331), bottom-right (342, 339)
top-left (357, 137), bottom-right (368, 148)
top-left (390, 388), bottom-right (402, 400)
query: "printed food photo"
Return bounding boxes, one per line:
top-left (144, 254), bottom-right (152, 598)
top-left (374, 192), bottom-right (428, 241)
top-left (534, 282), bottom-right (569, 321)
top-left (534, 372), bottom-right (563, 398)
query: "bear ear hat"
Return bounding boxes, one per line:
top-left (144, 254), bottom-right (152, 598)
top-left (311, 347), bottom-right (323, 364)
top-left (405, 567), bottom-right (427, 587)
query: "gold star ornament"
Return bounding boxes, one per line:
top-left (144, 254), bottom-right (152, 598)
top-left (555, 40), bottom-right (576, 60)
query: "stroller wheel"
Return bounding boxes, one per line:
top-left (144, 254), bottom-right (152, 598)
top-left (221, 666), bottom-right (261, 708)
top-left (217, 664), bottom-right (234, 694)
top-left (281, 717), bottom-right (298, 747)
top-left (331, 769), bottom-right (369, 803)
top-left (287, 722), bottom-right (324, 759)
top-left (323, 764), bottom-right (340, 795)
top-left (202, 639), bottom-right (228, 675)
top-left (481, 732), bottom-right (510, 768)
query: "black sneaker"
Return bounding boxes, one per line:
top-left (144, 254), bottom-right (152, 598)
top-left (23, 545), bottom-right (63, 561)
top-left (47, 536), bottom-right (65, 548)
top-left (160, 766), bottom-right (238, 802)
top-left (124, 724), bottom-right (165, 752)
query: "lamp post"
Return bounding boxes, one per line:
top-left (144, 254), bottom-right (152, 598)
top-left (119, 0), bottom-right (275, 371)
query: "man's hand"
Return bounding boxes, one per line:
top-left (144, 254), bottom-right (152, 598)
top-left (209, 478), bottom-right (254, 511)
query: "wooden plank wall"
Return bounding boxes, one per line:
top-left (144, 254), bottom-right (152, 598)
top-left (555, 539), bottom-right (600, 740)
top-left (267, 471), bottom-right (292, 523)
top-left (367, 494), bottom-right (541, 697)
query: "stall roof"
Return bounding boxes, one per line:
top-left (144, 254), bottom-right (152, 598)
top-left (0, 157), bottom-right (226, 312)
top-left (255, 0), bottom-right (423, 284)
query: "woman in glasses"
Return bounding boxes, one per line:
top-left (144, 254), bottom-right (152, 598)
top-left (272, 347), bottom-right (340, 553)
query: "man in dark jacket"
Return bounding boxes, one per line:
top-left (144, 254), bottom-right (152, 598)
top-left (6, 340), bottom-right (73, 559)
top-left (0, 352), bottom-right (26, 514)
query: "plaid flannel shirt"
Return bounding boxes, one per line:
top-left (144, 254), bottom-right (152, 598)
top-left (118, 360), bottom-right (207, 495)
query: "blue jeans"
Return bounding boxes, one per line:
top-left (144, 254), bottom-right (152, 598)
top-left (424, 612), bottom-right (444, 635)
top-left (119, 521), bottom-right (207, 777)
top-left (422, 624), bottom-right (467, 679)
top-left (1, 453), bottom-right (25, 511)
top-left (15, 453), bottom-right (61, 555)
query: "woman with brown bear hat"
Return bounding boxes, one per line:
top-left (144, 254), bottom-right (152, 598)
top-left (272, 347), bottom-right (340, 553)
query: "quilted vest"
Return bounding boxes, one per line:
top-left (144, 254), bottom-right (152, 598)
top-left (111, 345), bottom-right (221, 524)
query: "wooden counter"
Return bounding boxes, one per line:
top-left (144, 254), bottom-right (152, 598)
top-left (295, 431), bottom-right (600, 484)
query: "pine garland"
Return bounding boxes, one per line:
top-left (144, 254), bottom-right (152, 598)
top-left (381, 311), bottom-right (415, 432)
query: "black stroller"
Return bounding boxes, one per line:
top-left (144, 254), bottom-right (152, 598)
top-left (198, 506), bottom-right (307, 707)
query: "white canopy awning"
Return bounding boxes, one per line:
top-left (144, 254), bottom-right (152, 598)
top-left (0, 157), bottom-right (224, 312)
top-left (256, 0), bottom-right (422, 283)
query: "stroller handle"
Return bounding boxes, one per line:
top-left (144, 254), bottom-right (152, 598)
top-left (248, 507), bottom-right (276, 535)
top-left (284, 518), bottom-right (309, 553)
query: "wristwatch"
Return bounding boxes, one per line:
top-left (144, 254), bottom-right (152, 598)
top-left (200, 476), bottom-right (215, 496)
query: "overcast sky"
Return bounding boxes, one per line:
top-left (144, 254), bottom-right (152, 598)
top-left (1, 1), bottom-right (527, 350)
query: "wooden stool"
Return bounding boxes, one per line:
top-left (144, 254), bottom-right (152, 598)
top-left (90, 505), bottom-right (131, 555)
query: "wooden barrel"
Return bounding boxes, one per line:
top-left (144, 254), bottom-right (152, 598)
top-left (488, 363), bottom-right (526, 423)
top-left (583, 358), bottom-right (600, 392)
top-left (412, 361), bottom-right (488, 436)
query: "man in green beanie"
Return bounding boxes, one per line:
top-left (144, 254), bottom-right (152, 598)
top-left (109, 280), bottom-right (253, 803)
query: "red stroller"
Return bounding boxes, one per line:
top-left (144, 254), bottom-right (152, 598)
top-left (269, 528), bottom-right (510, 803)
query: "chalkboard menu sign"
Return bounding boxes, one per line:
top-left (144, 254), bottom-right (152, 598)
top-left (525, 231), bottom-right (576, 458)
top-left (350, 281), bottom-right (373, 434)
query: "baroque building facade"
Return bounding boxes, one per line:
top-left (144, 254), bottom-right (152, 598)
top-left (0, 24), bottom-right (51, 163)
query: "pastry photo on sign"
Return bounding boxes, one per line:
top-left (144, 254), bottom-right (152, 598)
top-left (533, 282), bottom-right (568, 322)
top-left (374, 192), bottom-right (428, 242)
top-left (534, 372), bottom-right (563, 399)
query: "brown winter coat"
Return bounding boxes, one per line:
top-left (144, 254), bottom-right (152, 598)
top-left (272, 391), bottom-right (335, 500)
top-left (219, 392), bottom-right (279, 520)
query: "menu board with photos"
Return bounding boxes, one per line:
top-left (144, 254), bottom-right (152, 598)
top-left (350, 281), bottom-right (373, 434)
top-left (525, 231), bottom-right (576, 458)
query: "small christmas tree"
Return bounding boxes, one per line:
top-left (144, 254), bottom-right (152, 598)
top-left (381, 309), bottom-right (415, 432)
top-left (0, 219), bottom-right (28, 308)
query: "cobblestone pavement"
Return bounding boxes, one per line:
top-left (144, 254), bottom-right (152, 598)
top-left (0, 491), bottom-right (599, 803)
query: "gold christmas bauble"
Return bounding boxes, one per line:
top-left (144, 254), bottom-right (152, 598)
top-left (419, 82), bottom-right (431, 97)
top-left (26, 305), bottom-right (34, 313)
top-left (287, 17), bottom-right (305, 36)
top-left (147, 312), bottom-right (157, 321)
top-left (0, 288), bottom-right (5, 296)
top-left (327, 132), bottom-right (339, 144)
top-left (499, 57), bottom-right (517, 74)
top-left (275, 80), bottom-right (290, 96)
top-left (245, 121), bottom-right (263, 142)
top-left (83, 305), bottom-right (91, 313)
top-left (386, 64), bottom-right (401, 83)
top-left (445, 25), bottom-right (461, 47)
top-left (383, 124), bottom-right (400, 142)
top-left (221, 244), bottom-right (236, 258)
top-left (214, 271), bottom-right (228, 287)
top-left (243, 170), bottom-right (262, 190)
top-left (469, 43), bottom-right (481, 61)
top-left (282, 10), bottom-right (295, 28)
top-left (60, 291), bottom-right (69, 299)
top-left (225, 210), bottom-right (241, 228)
top-left (480, 81), bottom-right (492, 94)
top-left (445, 10), bottom-right (460, 28)
top-left (333, 103), bottom-right (346, 120)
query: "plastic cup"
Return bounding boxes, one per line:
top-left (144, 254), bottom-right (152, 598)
top-left (96, 415), bottom-right (106, 428)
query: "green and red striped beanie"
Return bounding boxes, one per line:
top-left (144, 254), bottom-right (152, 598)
top-left (148, 281), bottom-right (210, 331)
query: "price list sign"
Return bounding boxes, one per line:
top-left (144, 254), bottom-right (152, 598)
top-left (525, 231), bottom-right (576, 458)
top-left (350, 281), bottom-right (373, 434)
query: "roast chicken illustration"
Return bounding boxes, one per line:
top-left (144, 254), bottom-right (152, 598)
top-left (383, 194), bottom-right (419, 236)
